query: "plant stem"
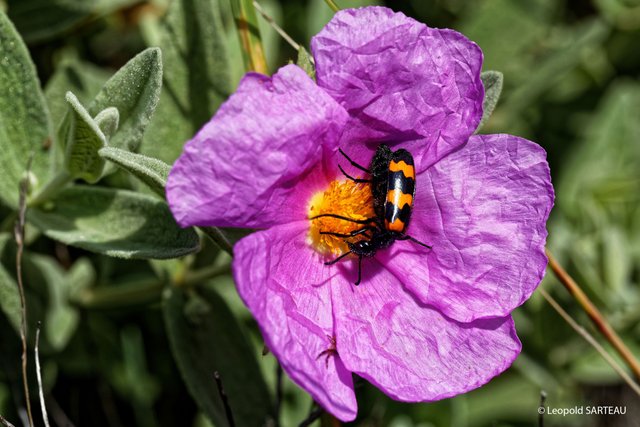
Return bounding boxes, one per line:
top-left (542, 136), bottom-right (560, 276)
top-left (274, 363), bottom-right (283, 426)
top-left (323, 0), bottom-right (340, 13)
top-left (0, 415), bottom-right (16, 427)
top-left (230, 0), bottom-right (268, 74)
top-left (199, 226), bottom-right (233, 255)
top-left (15, 162), bottom-right (34, 427)
top-left (298, 406), bottom-right (324, 427)
top-left (35, 324), bottom-right (51, 427)
top-left (213, 372), bottom-right (236, 427)
top-left (538, 287), bottom-right (640, 396)
top-left (73, 263), bottom-right (231, 309)
top-left (180, 263), bottom-right (231, 287)
top-left (72, 279), bottom-right (165, 309)
top-left (253, 1), bottom-right (300, 51)
top-left (546, 248), bottom-right (640, 379)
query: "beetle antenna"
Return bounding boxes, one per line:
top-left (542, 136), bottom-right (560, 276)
top-left (338, 164), bottom-right (370, 183)
top-left (338, 148), bottom-right (370, 172)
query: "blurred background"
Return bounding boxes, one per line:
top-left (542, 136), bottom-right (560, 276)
top-left (0, 0), bottom-right (639, 426)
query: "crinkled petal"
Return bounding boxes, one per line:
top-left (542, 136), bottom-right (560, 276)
top-left (311, 6), bottom-right (483, 171)
top-left (233, 222), bottom-right (357, 421)
top-left (166, 65), bottom-right (348, 228)
top-left (393, 134), bottom-right (554, 322)
top-left (330, 262), bottom-right (521, 401)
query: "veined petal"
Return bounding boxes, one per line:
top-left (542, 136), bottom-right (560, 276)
top-left (311, 6), bottom-right (483, 171)
top-left (398, 134), bottom-right (554, 322)
top-left (166, 65), bottom-right (348, 228)
top-left (330, 262), bottom-right (521, 401)
top-left (233, 222), bottom-right (357, 422)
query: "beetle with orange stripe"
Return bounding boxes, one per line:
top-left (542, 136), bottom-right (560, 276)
top-left (310, 144), bottom-right (431, 285)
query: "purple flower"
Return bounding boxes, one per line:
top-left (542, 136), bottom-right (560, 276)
top-left (166, 6), bottom-right (554, 422)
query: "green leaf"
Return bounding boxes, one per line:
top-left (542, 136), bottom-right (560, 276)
top-left (459, 0), bottom-right (553, 86)
top-left (254, 0), bottom-right (283, 72)
top-left (0, 11), bottom-right (52, 208)
top-left (28, 254), bottom-right (85, 350)
top-left (476, 70), bottom-right (503, 133)
top-left (163, 284), bottom-right (275, 427)
top-left (594, 0), bottom-right (640, 30)
top-left (94, 107), bottom-right (120, 141)
top-left (88, 47), bottom-right (163, 153)
top-left (6, 0), bottom-right (140, 43)
top-left (0, 233), bottom-right (21, 333)
top-left (64, 92), bottom-right (107, 183)
top-left (112, 326), bottom-right (161, 406)
top-left (559, 81), bottom-right (640, 221)
top-left (99, 147), bottom-right (170, 197)
top-left (502, 19), bottom-right (609, 116)
top-left (27, 186), bottom-right (199, 259)
top-left (140, 0), bottom-right (230, 163)
top-left (230, 0), bottom-right (268, 74)
top-left (44, 57), bottom-right (111, 134)
top-left (6, 0), bottom-right (87, 43)
top-left (602, 225), bottom-right (631, 294)
top-left (296, 46), bottom-right (316, 80)
top-left (45, 57), bottom-right (111, 169)
top-left (66, 257), bottom-right (95, 297)
top-left (571, 341), bottom-right (640, 384)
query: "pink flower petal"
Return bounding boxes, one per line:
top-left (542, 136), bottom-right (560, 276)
top-left (166, 65), bottom-right (348, 228)
top-left (389, 134), bottom-right (554, 322)
top-left (233, 222), bottom-right (357, 422)
top-left (311, 6), bottom-right (483, 171)
top-left (330, 261), bottom-right (521, 401)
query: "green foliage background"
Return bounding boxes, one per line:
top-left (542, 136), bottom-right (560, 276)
top-left (0, 0), bottom-right (639, 426)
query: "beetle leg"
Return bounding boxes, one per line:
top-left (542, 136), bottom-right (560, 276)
top-left (319, 226), bottom-right (376, 238)
top-left (355, 255), bottom-right (363, 286)
top-left (324, 251), bottom-right (352, 265)
top-left (325, 249), bottom-right (365, 286)
top-left (310, 213), bottom-right (376, 224)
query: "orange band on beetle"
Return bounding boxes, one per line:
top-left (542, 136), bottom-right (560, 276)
top-left (385, 218), bottom-right (406, 232)
top-left (389, 160), bottom-right (415, 179)
top-left (387, 191), bottom-right (413, 208)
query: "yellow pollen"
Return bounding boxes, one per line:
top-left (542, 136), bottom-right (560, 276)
top-left (308, 179), bottom-right (375, 255)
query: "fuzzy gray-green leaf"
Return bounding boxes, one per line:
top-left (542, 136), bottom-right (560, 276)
top-left (28, 186), bottom-right (199, 259)
top-left (99, 147), bottom-right (170, 197)
top-left (94, 107), bottom-right (120, 141)
top-left (476, 70), bottom-right (503, 133)
top-left (64, 92), bottom-right (107, 183)
top-left (0, 11), bottom-right (52, 208)
top-left (45, 57), bottom-right (111, 133)
top-left (88, 47), bottom-right (163, 152)
top-left (296, 46), bottom-right (316, 80)
top-left (163, 284), bottom-right (275, 427)
top-left (140, 0), bottom-right (230, 163)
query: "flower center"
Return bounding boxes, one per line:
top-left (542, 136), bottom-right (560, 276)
top-left (308, 179), bottom-right (374, 255)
